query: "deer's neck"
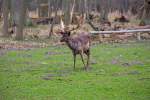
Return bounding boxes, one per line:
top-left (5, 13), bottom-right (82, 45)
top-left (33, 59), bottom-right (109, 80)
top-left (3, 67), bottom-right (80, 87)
top-left (65, 38), bottom-right (76, 51)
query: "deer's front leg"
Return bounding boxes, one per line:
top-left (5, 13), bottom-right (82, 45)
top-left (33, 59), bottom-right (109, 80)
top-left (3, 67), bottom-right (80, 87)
top-left (73, 54), bottom-right (76, 70)
top-left (86, 50), bottom-right (90, 69)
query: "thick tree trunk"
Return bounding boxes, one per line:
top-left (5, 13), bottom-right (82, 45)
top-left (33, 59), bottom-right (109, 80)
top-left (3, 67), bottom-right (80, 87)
top-left (2, 0), bottom-right (9, 37)
top-left (48, 0), bottom-right (60, 38)
top-left (100, 0), bottom-right (109, 22)
top-left (63, 0), bottom-right (71, 25)
top-left (15, 0), bottom-right (26, 40)
top-left (0, 0), bottom-right (2, 20)
top-left (48, 0), bottom-right (52, 18)
top-left (36, 0), bottom-right (41, 18)
top-left (142, 0), bottom-right (150, 24)
top-left (48, 0), bottom-right (52, 38)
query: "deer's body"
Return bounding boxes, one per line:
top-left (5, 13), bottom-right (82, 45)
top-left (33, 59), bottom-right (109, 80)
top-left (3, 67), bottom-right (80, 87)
top-left (66, 34), bottom-right (90, 53)
top-left (60, 32), bottom-right (91, 70)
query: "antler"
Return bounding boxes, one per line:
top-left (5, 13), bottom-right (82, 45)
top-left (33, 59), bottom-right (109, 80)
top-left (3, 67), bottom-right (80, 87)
top-left (60, 17), bottom-right (79, 32)
top-left (60, 18), bottom-right (65, 31)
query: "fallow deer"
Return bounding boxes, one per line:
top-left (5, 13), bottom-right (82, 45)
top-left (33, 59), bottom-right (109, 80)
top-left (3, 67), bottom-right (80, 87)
top-left (59, 19), bottom-right (91, 70)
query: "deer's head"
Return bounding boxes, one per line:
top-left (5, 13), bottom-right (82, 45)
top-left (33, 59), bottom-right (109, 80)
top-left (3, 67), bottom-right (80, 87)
top-left (59, 19), bottom-right (79, 42)
top-left (60, 30), bottom-right (71, 42)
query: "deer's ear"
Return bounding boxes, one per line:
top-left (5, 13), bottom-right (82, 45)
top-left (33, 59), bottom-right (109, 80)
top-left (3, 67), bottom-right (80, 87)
top-left (68, 32), bottom-right (71, 36)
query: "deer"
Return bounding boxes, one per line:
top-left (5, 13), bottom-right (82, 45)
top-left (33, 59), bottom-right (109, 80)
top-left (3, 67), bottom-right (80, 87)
top-left (59, 19), bottom-right (91, 70)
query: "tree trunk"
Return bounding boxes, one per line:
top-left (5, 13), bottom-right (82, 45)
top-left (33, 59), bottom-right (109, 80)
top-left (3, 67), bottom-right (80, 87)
top-left (48, 0), bottom-right (60, 38)
top-left (15, 0), bottom-right (26, 40)
top-left (142, 0), bottom-right (150, 24)
top-left (36, 0), bottom-right (41, 18)
top-left (0, 0), bottom-right (2, 20)
top-left (70, 0), bottom-right (75, 24)
top-left (48, 0), bottom-right (52, 18)
top-left (2, 0), bottom-right (9, 37)
top-left (100, 0), bottom-right (109, 22)
top-left (84, 0), bottom-right (89, 20)
top-left (48, 0), bottom-right (52, 38)
top-left (63, 0), bottom-right (71, 25)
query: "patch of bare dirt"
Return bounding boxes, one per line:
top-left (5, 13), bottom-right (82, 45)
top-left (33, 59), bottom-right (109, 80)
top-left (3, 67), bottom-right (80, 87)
top-left (0, 39), bottom-right (50, 51)
top-left (42, 69), bottom-right (73, 80)
top-left (111, 56), bottom-right (144, 67)
top-left (45, 51), bottom-right (69, 55)
top-left (138, 78), bottom-right (150, 81)
top-left (112, 70), bottom-right (141, 77)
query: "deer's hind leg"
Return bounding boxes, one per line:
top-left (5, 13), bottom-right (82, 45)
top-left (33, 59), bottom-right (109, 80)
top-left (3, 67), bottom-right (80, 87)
top-left (85, 49), bottom-right (90, 69)
top-left (80, 51), bottom-right (86, 69)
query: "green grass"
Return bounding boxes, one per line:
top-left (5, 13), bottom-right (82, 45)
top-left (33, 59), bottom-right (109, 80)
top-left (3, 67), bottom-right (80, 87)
top-left (0, 41), bottom-right (150, 100)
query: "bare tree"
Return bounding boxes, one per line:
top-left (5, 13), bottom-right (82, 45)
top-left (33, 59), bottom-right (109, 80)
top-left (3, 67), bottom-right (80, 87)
top-left (0, 0), bottom-right (2, 20)
top-left (36, 0), bottom-right (40, 17)
top-left (142, 0), bottom-right (150, 24)
top-left (48, 0), bottom-right (59, 38)
top-left (70, 0), bottom-right (76, 24)
top-left (2, 0), bottom-right (9, 37)
top-left (63, 0), bottom-right (71, 25)
top-left (15, 0), bottom-right (26, 40)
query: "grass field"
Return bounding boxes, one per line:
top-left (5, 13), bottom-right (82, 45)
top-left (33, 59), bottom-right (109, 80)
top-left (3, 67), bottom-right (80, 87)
top-left (0, 41), bottom-right (150, 100)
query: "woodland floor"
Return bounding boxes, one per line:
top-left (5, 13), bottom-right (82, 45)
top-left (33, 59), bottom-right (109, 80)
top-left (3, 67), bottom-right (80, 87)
top-left (0, 41), bottom-right (150, 100)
